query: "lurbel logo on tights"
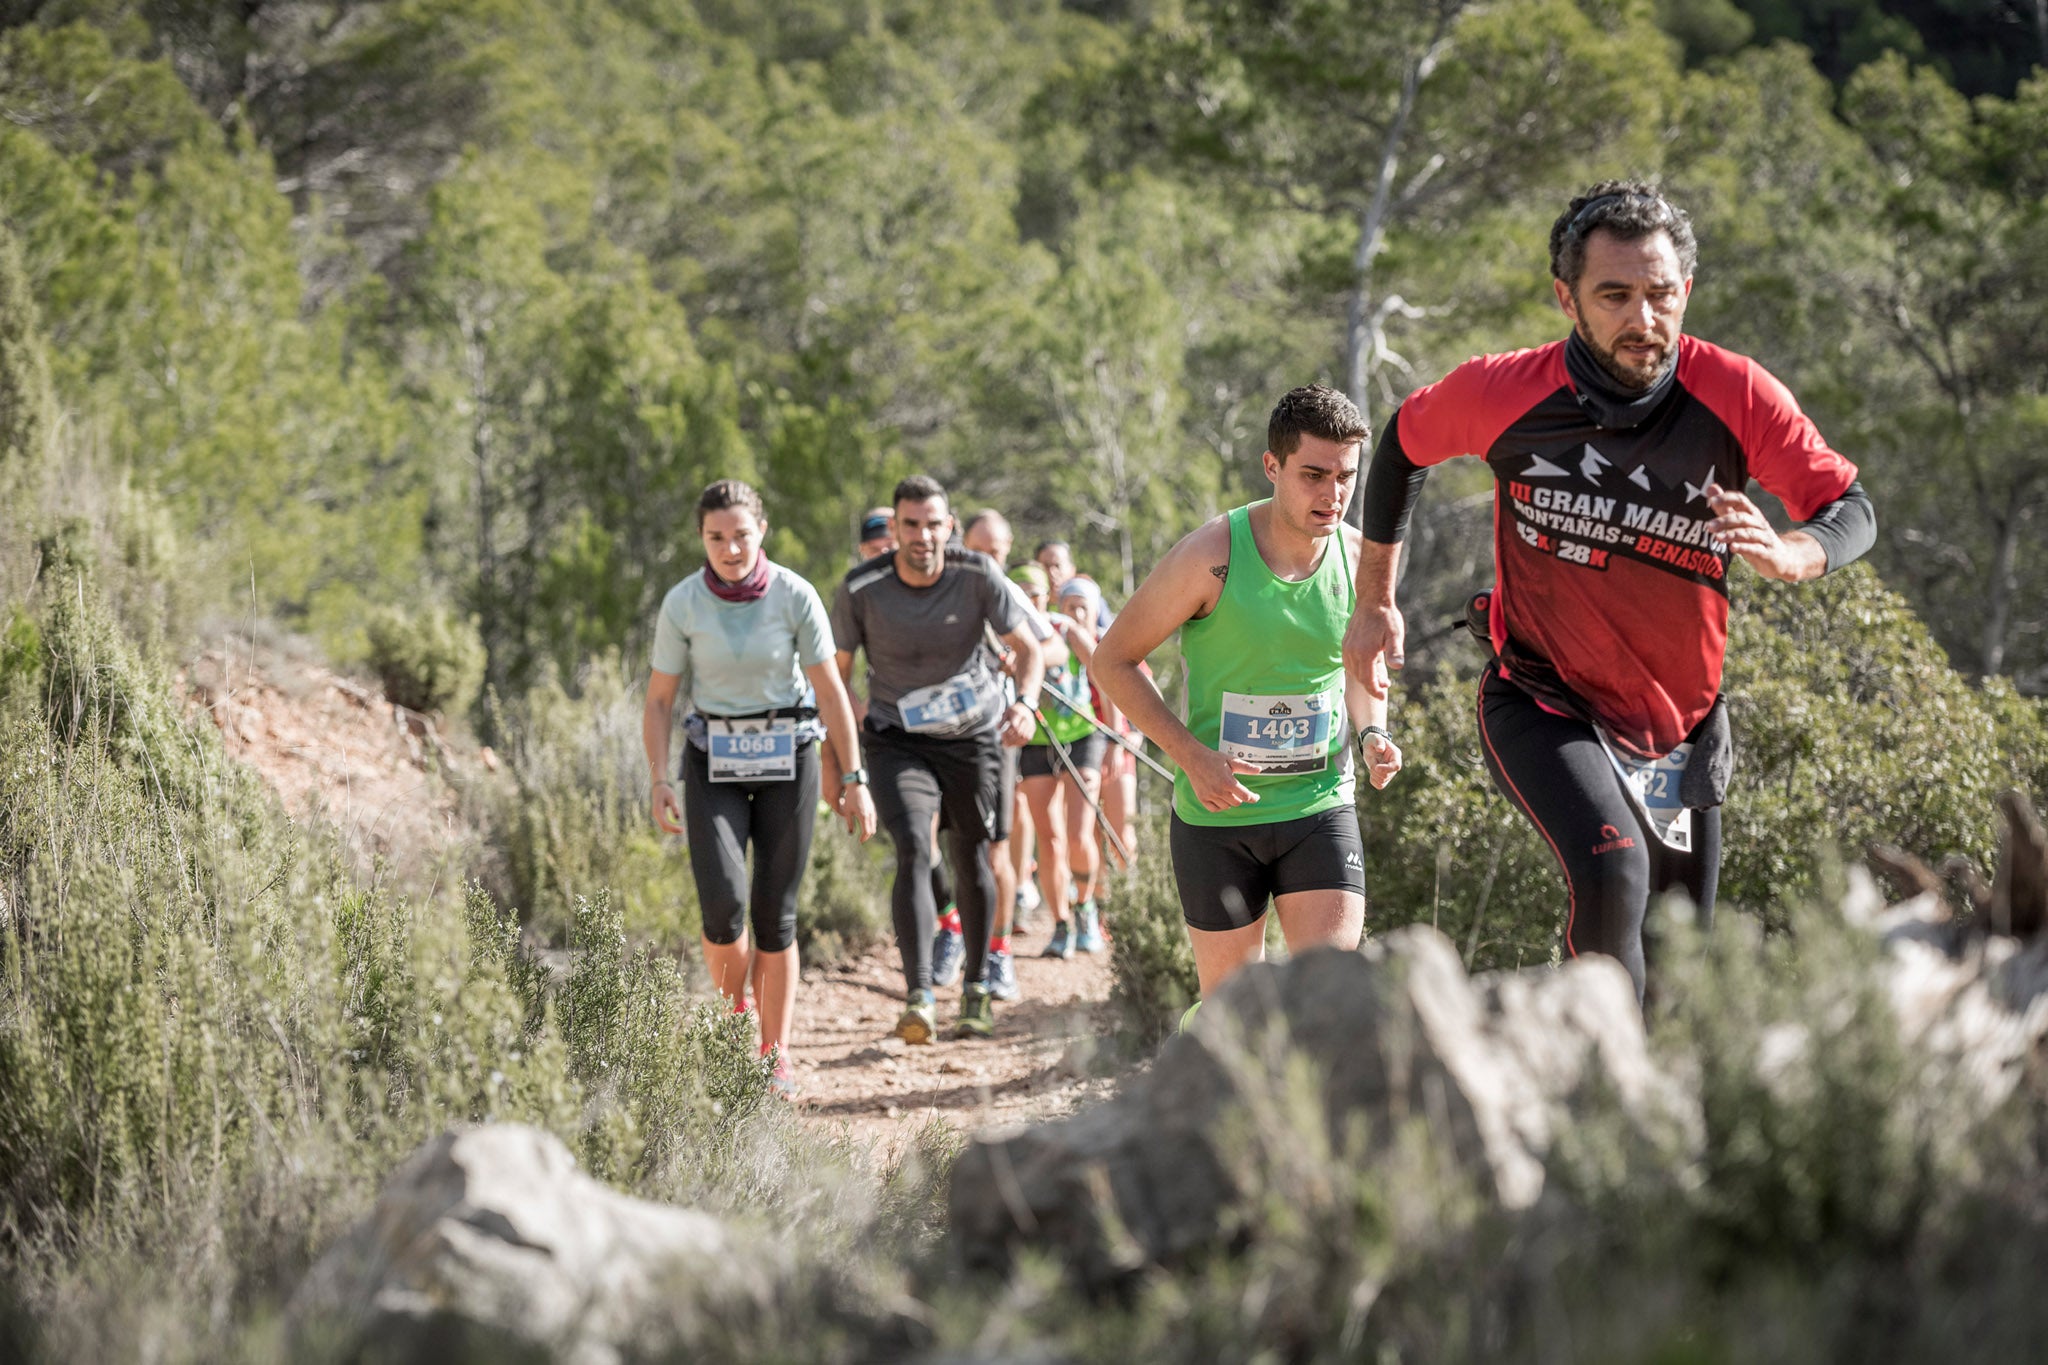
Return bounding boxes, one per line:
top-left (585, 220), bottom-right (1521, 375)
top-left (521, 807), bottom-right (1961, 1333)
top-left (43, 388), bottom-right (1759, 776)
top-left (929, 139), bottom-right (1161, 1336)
top-left (1592, 823), bottom-right (1637, 855)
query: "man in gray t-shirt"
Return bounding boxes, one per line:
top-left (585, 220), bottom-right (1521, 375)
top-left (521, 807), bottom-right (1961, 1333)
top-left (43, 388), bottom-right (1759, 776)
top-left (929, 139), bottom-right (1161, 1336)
top-left (832, 476), bottom-right (1043, 1044)
top-left (832, 545), bottom-right (1024, 735)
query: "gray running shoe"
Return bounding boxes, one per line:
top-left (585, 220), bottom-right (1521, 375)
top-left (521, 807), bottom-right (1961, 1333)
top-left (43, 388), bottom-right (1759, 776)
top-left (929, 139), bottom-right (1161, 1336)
top-left (1075, 900), bottom-right (1105, 953)
top-left (931, 924), bottom-right (965, 988)
top-left (1042, 920), bottom-right (1074, 959)
top-left (984, 948), bottom-right (1020, 1001)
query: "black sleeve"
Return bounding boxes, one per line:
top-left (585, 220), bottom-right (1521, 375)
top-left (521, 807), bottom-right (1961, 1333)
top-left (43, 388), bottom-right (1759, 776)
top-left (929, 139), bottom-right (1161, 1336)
top-left (1358, 407), bottom-right (1432, 543)
top-left (1797, 480), bottom-right (1876, 574)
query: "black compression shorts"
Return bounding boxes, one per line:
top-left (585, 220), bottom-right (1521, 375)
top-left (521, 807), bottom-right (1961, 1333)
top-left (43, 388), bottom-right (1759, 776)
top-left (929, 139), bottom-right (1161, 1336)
top-left (1169, 806), bottom-right (1366, 933)
top-left (1018, 733), bottom-right (1105, 780)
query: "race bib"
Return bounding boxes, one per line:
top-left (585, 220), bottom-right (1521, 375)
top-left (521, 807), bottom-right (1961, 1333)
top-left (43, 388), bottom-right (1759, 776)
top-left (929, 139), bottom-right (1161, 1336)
top-left (898, 675), bottom-right (997, 738)
top-left (707, 717), bottom-right (798, 782)
top-left (1219, 689), bottom-right (1336, 775)
top-left (1604, 739), bottom-right (1695, 852)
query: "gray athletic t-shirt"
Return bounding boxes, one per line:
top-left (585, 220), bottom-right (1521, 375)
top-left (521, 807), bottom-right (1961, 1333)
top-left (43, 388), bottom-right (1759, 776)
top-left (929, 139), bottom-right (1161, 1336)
top-left (649, 563), bottom-right (833, 716)
top-left (832, 547), bottom-right (1025, 736)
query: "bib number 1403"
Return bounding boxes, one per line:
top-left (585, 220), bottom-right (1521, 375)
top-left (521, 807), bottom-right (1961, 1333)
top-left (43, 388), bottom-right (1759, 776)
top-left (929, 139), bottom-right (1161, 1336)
top-left (1218, 690), bottom-right (1335, 776)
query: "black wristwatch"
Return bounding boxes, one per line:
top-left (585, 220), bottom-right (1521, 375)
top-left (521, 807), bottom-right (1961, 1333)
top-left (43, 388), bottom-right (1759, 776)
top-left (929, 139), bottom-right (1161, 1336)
top-left (840, 767), bottom-right (869, 787)
top-left (1356, 726), bottom-right (1393, 758)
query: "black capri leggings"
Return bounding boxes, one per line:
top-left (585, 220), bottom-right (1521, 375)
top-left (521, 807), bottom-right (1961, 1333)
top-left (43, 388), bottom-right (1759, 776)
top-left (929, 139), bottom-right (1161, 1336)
top-left (680, 738), bottom-right (820, 953)
top-left (1475, 664), bottom-right (1719, 1002)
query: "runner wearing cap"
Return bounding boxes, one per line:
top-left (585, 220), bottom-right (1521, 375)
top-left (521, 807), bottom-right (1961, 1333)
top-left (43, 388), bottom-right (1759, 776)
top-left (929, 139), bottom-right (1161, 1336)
top-left (858, 507), bottom-right (896, 561)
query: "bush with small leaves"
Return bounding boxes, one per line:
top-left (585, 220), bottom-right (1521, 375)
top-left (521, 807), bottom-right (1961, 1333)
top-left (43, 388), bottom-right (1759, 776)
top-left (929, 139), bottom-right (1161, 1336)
top-left (364, 602), bottom-right (485, 717)
top-left (1106, 828), bottom-right (1200, 1043)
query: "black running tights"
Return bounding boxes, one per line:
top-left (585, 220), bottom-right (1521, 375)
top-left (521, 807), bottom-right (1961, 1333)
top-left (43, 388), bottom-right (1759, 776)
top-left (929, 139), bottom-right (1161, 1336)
top-left (866, 727), bottom-right (998, 992)
top-left (1475, 665), bottom-right (1719, 1002)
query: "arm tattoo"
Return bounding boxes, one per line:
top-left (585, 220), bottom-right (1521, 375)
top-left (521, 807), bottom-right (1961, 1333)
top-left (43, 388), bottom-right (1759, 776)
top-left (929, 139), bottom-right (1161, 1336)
top-left (1209, 564), bottom-right (1228, 581)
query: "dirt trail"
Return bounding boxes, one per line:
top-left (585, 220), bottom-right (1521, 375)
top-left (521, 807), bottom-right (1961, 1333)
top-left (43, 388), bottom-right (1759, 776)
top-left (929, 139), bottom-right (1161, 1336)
top-left (788, 919), bottom-right (1121, 1159)
top-left (187, 635), bottom-right (1126, 1163)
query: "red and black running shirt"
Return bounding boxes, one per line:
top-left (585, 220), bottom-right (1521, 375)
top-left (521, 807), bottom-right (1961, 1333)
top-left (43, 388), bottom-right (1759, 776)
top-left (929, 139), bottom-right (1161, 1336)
top-left (1367, 334), bottom-right (1858, 758)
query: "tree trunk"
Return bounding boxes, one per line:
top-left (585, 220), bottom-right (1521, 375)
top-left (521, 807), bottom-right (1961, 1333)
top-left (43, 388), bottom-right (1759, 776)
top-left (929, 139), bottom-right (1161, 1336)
top-left (1341, 18), bottom-right (1454, 526)
top-left (1980, 496), bottom-right (2020, 678)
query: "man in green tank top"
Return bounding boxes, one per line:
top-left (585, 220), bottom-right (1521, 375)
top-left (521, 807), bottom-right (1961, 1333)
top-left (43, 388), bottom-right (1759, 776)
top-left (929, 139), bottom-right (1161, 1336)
top-left (1093, 385), bottom-right (1404, 1003)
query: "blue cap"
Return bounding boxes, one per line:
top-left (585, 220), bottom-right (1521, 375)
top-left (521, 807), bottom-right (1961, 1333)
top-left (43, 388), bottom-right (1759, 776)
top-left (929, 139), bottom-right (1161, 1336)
top-left (859, 513), bottom-right (891, 542)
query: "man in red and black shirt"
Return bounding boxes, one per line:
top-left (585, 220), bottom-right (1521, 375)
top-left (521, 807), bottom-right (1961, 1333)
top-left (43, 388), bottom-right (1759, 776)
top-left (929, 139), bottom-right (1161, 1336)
top-left (1345, 180), bottom-right (1875, 1000)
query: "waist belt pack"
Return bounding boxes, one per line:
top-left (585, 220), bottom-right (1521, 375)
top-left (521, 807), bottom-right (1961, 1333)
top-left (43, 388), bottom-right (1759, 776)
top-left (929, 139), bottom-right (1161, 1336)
top-left (683, 705), bottom-right (821, 753)
top-left (1457, 589), bottom-right (1732, 810)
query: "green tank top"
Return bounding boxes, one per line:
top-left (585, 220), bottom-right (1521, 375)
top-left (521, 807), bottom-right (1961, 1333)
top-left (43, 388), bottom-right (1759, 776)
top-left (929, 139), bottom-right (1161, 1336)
top-left (1032, 623), bottom-right (1095, 747)
top-left (1174, 502), bottom-right (1355, 827)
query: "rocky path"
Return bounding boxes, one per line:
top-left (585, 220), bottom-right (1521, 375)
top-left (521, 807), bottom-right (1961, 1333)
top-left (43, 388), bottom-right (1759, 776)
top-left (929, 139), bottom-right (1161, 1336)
top-left (787, 912), bottom-right (1122, 1160)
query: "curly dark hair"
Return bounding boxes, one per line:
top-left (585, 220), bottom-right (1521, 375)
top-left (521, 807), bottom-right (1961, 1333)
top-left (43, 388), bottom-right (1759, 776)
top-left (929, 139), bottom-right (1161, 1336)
top-left (695, 478), bottom-right (765, 529)
top-left (1549, 179), bottom-right (1698, 290)
top-left (1267, 384), bottom-right (1370, 461)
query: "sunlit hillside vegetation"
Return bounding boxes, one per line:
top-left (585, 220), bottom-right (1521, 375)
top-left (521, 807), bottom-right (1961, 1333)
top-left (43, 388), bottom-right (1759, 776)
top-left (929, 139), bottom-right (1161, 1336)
top-left (3, 1), bottom-right (2047, 1359)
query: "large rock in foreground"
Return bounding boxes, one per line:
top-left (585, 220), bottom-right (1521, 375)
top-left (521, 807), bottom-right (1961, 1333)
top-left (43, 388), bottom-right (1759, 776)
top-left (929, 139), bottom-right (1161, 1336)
top-left (290, 1125), bottom-right (747, 1364)
top-left (949, 927), bottom-right (1692, 1287)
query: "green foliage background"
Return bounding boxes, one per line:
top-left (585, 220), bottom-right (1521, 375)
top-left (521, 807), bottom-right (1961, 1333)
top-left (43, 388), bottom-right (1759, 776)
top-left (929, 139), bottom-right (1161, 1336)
top-left (2, 0), bottom-right (2048, 1359)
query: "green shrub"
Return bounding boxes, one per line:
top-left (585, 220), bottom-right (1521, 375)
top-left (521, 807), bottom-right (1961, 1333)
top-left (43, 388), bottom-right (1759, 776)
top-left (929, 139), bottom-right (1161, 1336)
top-left (1106, 826), bottom-right (1199, 1043)
top-left (489, 662), bottom-right (688, 945)
top-left (364, 602), bottom-right (485, 716)
top-left (560, 887), bottom-right (773, 1184)
top-left (1724, 565), bottom-right (2048, 921)
top-left (0, 553), bottom-right (868, 1360)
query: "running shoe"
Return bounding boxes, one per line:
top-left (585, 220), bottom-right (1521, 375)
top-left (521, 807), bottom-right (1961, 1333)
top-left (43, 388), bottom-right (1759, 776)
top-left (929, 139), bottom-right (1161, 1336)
top-left (894, 989), bottom-right (937, 1045)
top-left (1042, 920), bottom-right (1074, 959)
top-left (931, 924), bottom-right (965, 988)
top-left (1011, 889), bottom-right (1038, 933)
top-left (953, 984), bottom-right (994, 1040)
top-left (767, 1055), bottom-right (798, 1100)
top-left (1179, 999), bottom-right (1203, 1034)
top-left (1075, 900), bottom-right (1105, 954)
top-left (984, 948), bottom-right (1020, 1001)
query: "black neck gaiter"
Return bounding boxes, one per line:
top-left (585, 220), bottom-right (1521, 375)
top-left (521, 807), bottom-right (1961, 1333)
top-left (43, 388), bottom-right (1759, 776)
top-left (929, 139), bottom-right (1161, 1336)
top-left (1564, 330), bottom-right (1678, 431)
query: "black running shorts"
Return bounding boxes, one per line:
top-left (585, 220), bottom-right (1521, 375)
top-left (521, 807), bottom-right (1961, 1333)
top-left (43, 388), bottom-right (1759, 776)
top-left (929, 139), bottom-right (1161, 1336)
top-left (1017, 732), bottom-right (1105, 780)
top-left (865, 720), bottom-right (1006, 846)
top-left (1169, 805), bottom-right (1366, 933)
